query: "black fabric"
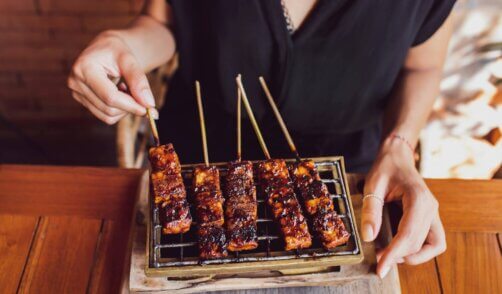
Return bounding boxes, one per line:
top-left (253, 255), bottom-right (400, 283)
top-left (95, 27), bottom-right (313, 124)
top-left (413, 0), bottom-right (457, 45)
top-left (159, 0), bottom-right (455, 172)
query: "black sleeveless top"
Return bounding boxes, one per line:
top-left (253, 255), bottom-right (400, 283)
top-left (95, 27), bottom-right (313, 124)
top-left (159, 0), bottom-right (455, 172)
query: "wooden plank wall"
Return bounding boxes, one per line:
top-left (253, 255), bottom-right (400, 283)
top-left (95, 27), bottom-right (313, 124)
top-left (0, 0), bottom-right (145, 124)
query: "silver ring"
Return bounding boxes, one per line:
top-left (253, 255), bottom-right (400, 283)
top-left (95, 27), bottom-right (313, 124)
top-left (363, 193), bottom-right (384, 205)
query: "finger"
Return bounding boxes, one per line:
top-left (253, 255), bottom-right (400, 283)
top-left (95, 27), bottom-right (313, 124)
top-left (118, 81), bottom-right (128, 92)
top-left (82, 65), bottom-right (147, 116)
top-left (404, 215), bottom-right (446, 265)
top-left (376, 250), bottom-right (403, 264)
top-left (118, 54), bottom-right (155, 107)
top-left (361, 174), bottom-right (389, 242)
top-left (377, 191), bottom-right (433, 278)
top-left (72, 81), bottom-right (125, 117)
top-left (73, 92), bottom-right (126, 125)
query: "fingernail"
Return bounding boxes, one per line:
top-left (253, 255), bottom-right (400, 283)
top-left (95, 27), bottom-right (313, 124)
top-left (141, 89), bottom-right (155, 107)
top-left (149, 108), bottom-right (159, 120)
top-left (379, 266), bottom-right (390, 279)
top-left (362, 223), bottom-right (373, 242)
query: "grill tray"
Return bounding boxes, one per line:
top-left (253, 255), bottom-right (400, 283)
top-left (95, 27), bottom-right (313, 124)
top-left (146, 157), bottom-right (363, 277)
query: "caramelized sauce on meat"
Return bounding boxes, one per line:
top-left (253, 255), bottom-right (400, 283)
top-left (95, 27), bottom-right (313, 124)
top-left (290, 160), bottom-right (349, 249)
top-left (258, 159), bottom-right (312, 250)
top-left (149, 144), bottom-right (192, 234)
top-left (193, 165), bottom-right (228, 259)
top-left (224, 161), bottom-right (258, 251)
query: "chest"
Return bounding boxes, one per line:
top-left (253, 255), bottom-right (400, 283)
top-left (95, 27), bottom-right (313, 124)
top-left (281, 0), bottom-right (318, 32)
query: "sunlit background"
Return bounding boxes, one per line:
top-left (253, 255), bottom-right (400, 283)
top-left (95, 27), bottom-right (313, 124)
top-left (0, 0), bottom-right (500, 179)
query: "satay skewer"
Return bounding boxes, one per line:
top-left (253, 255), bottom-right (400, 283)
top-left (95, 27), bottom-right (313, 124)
top-left (237, 74), bottom-right (312, 251)
top-left (193, 81), bottom-right (228, 259)
top-left (224, 85), bottom-right (259, 252)
top-left (258, 76), bottom-right (350, 249)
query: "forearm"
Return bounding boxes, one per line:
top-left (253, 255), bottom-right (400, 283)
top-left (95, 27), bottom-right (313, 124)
top-left (382, 67), bottom-right (442, 148)
top-left (382, 14), bottom-right (453, 149)
top-left (103, 1), bottom-right (175, 72)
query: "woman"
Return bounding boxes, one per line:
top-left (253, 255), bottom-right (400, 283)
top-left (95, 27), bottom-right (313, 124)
top-left (67, 0), bottom-right (455, 278)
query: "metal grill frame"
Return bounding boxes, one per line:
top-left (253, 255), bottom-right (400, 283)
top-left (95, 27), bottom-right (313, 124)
top-left (145, 156), bottom-right (363, 277)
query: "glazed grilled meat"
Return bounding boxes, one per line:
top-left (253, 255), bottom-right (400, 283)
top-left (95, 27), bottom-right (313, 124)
top-left (149, 144), bottom-right (192, 234)
top-left (193, 165), bottom-right (228, 259)
top-left (313, 211), bottom-right (350, 248)
top-left (290, 160), bottom-right (350, 249)
top-left (149, 143), bottom-right (182, 174)
top-left (258, 159), bottom-right (312, 251)
top-left (197, 225), bottom-right (228, 260)
top-left (224, 161), bottom-right (258, 251)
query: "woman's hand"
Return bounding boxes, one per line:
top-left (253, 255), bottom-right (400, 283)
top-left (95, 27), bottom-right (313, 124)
top-left (362, 137), bottom-right (446, 278)
top-left (67, 31), bottom-right (155, 125)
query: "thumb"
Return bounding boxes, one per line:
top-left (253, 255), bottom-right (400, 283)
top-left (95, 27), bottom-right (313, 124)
top-left (118, 54), bottom-right (155, 108)
top-left (361, 172), bottom-right (389, 242)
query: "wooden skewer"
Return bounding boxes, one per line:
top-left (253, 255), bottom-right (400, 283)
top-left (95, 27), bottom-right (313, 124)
top-left (146, 108), bottom-right (160, 146)
top-left (258, 76), bottom-right (300, 161)
top-left (110, 76), bottom-right (160, 146)
top-left (236, 74), bottom-right (271, 160)
top-left (195, 81), bottom-right (210, 167)
top-left (237, 86), bottom-right (242, 162)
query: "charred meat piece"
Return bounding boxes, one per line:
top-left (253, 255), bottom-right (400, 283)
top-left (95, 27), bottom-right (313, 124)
top-left (193, 165), bottom-right (228, 259)
top-left (197, 225), bottom-right (228, 260)
top-left (149, 143), bottom-right (182, 174)
top-left (258, 159), bottom-right (312, 251)
top-left (160, 199), bottom-right (192, 234)
top-left (195, 191), bottom-right (225, 227)
top-left (313, 211), bottom-right (350, 248)
top-left (290, 160), bottom-right (349, 249)
top-left (149, 144), bottom-right (191, 234)
top-left (151, 172), bottom-right (186, 205)
top-left (193, 165), bottom-right (221, 193)
top-left (299, 180), bottom-right (334, 216)
top-left (224, 161), bottom-right (258, 251)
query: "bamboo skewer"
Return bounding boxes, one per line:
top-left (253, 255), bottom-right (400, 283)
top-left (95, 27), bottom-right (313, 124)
top-left (195, 81), bottom-right (210, 167)
top-left (258, 76), bottom-right (300, 161)
top-left (236, 86), bottom-right (242, 162)
top-left (146, 108), bottom-right (160, 146)
top-left (236, 74), bottom-right (271, 160)
top-left (110, 75), bottom-right (160, 146)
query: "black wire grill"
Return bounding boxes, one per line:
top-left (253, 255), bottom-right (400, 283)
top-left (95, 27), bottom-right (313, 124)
top-left (148, 158), bottom-right (361, 270)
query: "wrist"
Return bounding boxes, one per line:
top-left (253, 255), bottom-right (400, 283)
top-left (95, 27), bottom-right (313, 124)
top-left (378, 134), bottom-right (417, 165)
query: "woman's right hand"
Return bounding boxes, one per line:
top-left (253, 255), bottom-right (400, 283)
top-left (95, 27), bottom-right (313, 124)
top-left (67, 31), bottom-right (155, 125)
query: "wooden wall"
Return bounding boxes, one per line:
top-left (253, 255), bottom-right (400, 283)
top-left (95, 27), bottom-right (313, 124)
top-left (0, 0), bottom-right (144, 124)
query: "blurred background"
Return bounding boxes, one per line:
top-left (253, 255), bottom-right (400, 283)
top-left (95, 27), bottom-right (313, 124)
top-left (0, 0), bottom-right (500, 179)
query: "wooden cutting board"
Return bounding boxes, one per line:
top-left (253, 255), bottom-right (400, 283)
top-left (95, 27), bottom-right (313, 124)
top-left (128, 174), bottom-right (401, 293)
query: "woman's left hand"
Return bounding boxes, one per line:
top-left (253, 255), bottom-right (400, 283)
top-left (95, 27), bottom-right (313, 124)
top-left (362, 137), bottom-right (447, 278)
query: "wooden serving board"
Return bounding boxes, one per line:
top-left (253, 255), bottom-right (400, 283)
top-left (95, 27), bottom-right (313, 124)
top-left (128, 174), bottom-right (401, 293)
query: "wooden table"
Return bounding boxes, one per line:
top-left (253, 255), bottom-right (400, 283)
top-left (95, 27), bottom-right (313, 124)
top-left (0, 165), bottom-right (500, 293)
top-left (0, 165), bottom-right (145, 294)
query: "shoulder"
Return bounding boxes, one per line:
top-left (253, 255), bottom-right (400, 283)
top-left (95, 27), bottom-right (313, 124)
top-left (412, 0), bottom-right (457, 46)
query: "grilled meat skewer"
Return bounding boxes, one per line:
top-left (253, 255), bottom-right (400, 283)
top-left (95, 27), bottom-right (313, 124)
top-left (193, 165), bottom-right (228, 259)
top-left (290, 160), bottom-right (350, 249)
top-left (258, 159), bottom-right (312, 251)
top-left (149, 144), bottom-right (192, 234)
top-left (224, 160), bottom-right (258, 251)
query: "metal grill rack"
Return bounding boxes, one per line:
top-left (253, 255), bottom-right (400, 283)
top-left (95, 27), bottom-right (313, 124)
top-left (146, 157), bottom-right (363, 277)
